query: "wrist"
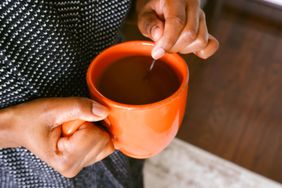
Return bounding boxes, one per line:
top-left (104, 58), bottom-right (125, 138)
top-left (0, 107), bottom-right (21, 148)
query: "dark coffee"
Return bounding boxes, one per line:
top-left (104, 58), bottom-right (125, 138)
top-left (96, 56), bottom-right (180, 105)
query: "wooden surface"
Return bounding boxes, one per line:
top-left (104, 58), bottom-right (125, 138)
top-left (122, 2), bottom-right (282, 183)
top-left (178, 2), bottom-right (282, 183)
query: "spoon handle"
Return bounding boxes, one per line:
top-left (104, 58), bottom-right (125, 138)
top-left (149, 59), bottom-right (156, 71)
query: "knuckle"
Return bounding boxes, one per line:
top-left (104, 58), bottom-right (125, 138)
top-left (137, 19), bottom-right (148, 35)
top-left (196, 51), bottom-right (209, 59)
top-left (182, 30), bottom-right (196, 42)
top-left (201, 11), bottom-right (206, 19)
top-left (41, 102), bottom-right (58, 125)
top-left (56, 158), bottom-right (77, 178)
top-left (137, 22), bottom-right (146, 36)
top-left (196, 37), bottom-right (208, 48)
top-left (193, 0), bottom-right (200, 7)
top-left (71, 98), bottom-right (87, 112)
top-left (57, 158), bottom-right (71, 172)
top-left (138, 12), bottom-right (156, 36)
top-left (167, 16), bottom-right (186, 27)
top-left (163, 39), bottom-right (175, 51)
top-left (71, 97), bottom-right (85, 105)
top-left (61, 170), bottom-right (79, 178)
top-left (199, 9), bottom-right (205, 17)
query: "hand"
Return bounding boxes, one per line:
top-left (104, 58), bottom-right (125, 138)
top-left (0, 97), bottom-right (113, 178)
top-left (137, 0), bottom-right (219, 59)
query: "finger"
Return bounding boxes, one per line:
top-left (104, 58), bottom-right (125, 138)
top-left (138, 9), bottom-right (164, 42)
top-left (185, 0), bottom-right (200, 40)
top-left (194, 35), bottom-right (219, 59)
top-left (170, 5), bottom-right (201, 53)
top-left (58, 123), bottom-right (106, 155)
top-left (84, 141), bottom-right (114, 167)
top-left (56, 123), bottom-right (110, 177)
top-left (61, 119), bottom-right (86, 136)
top-left (179, 11), bottom-right (209, 54)
top-left (55, 136), bottom-right (83, 178)
top-left (152, 0), bottom-right (187, 58)
top-left (46, 97), bottom-right (109, 126)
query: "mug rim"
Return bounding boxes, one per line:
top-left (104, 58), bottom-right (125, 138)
top-left (86, 40), bottom-right (189, 110)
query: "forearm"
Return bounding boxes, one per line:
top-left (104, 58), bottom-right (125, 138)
top-left (0, 107), bottom-right (20, 148)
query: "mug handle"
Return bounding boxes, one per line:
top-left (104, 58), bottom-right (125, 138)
top-left (62, 119), bottom-right (86, 136)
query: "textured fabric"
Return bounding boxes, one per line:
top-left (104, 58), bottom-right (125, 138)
top-left (0, 0), bottom-right (143, 187)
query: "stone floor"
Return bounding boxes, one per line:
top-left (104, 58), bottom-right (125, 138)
top-left (143, 139), bottom-right (281, 188)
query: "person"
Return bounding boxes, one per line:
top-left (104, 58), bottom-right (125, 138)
top-left (0, 0), bottom-right (218, 187)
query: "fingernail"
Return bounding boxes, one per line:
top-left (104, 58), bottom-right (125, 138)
top-left (92, 102), bottom-right (109, 117)
top-left (151, 26), bottom-right (161, 41)
top-left (152, 47), bottom-right (165, 60)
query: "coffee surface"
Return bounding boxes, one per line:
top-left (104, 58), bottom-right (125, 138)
top-left (96, 56), bottom-right (180, 105)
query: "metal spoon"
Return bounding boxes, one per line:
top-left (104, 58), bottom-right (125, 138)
top-left (144, 59), bottom-right (156, 80)
top-left (149, 59), bottom-right (156, 71)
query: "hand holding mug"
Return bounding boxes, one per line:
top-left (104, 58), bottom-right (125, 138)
top-left (0, 97), bottom-right (113, 178)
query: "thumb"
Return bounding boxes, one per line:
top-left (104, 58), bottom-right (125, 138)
top-left (138, 10), bottom-right (164, 42)
top-left (47, 97), bottom-right (109, 126)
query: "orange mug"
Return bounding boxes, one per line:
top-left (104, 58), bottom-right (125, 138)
top-left (62, 41), bottom-right (189, 158)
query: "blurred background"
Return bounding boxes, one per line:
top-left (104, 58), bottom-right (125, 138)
top-left (122, 0), bottom-right (282, 187)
